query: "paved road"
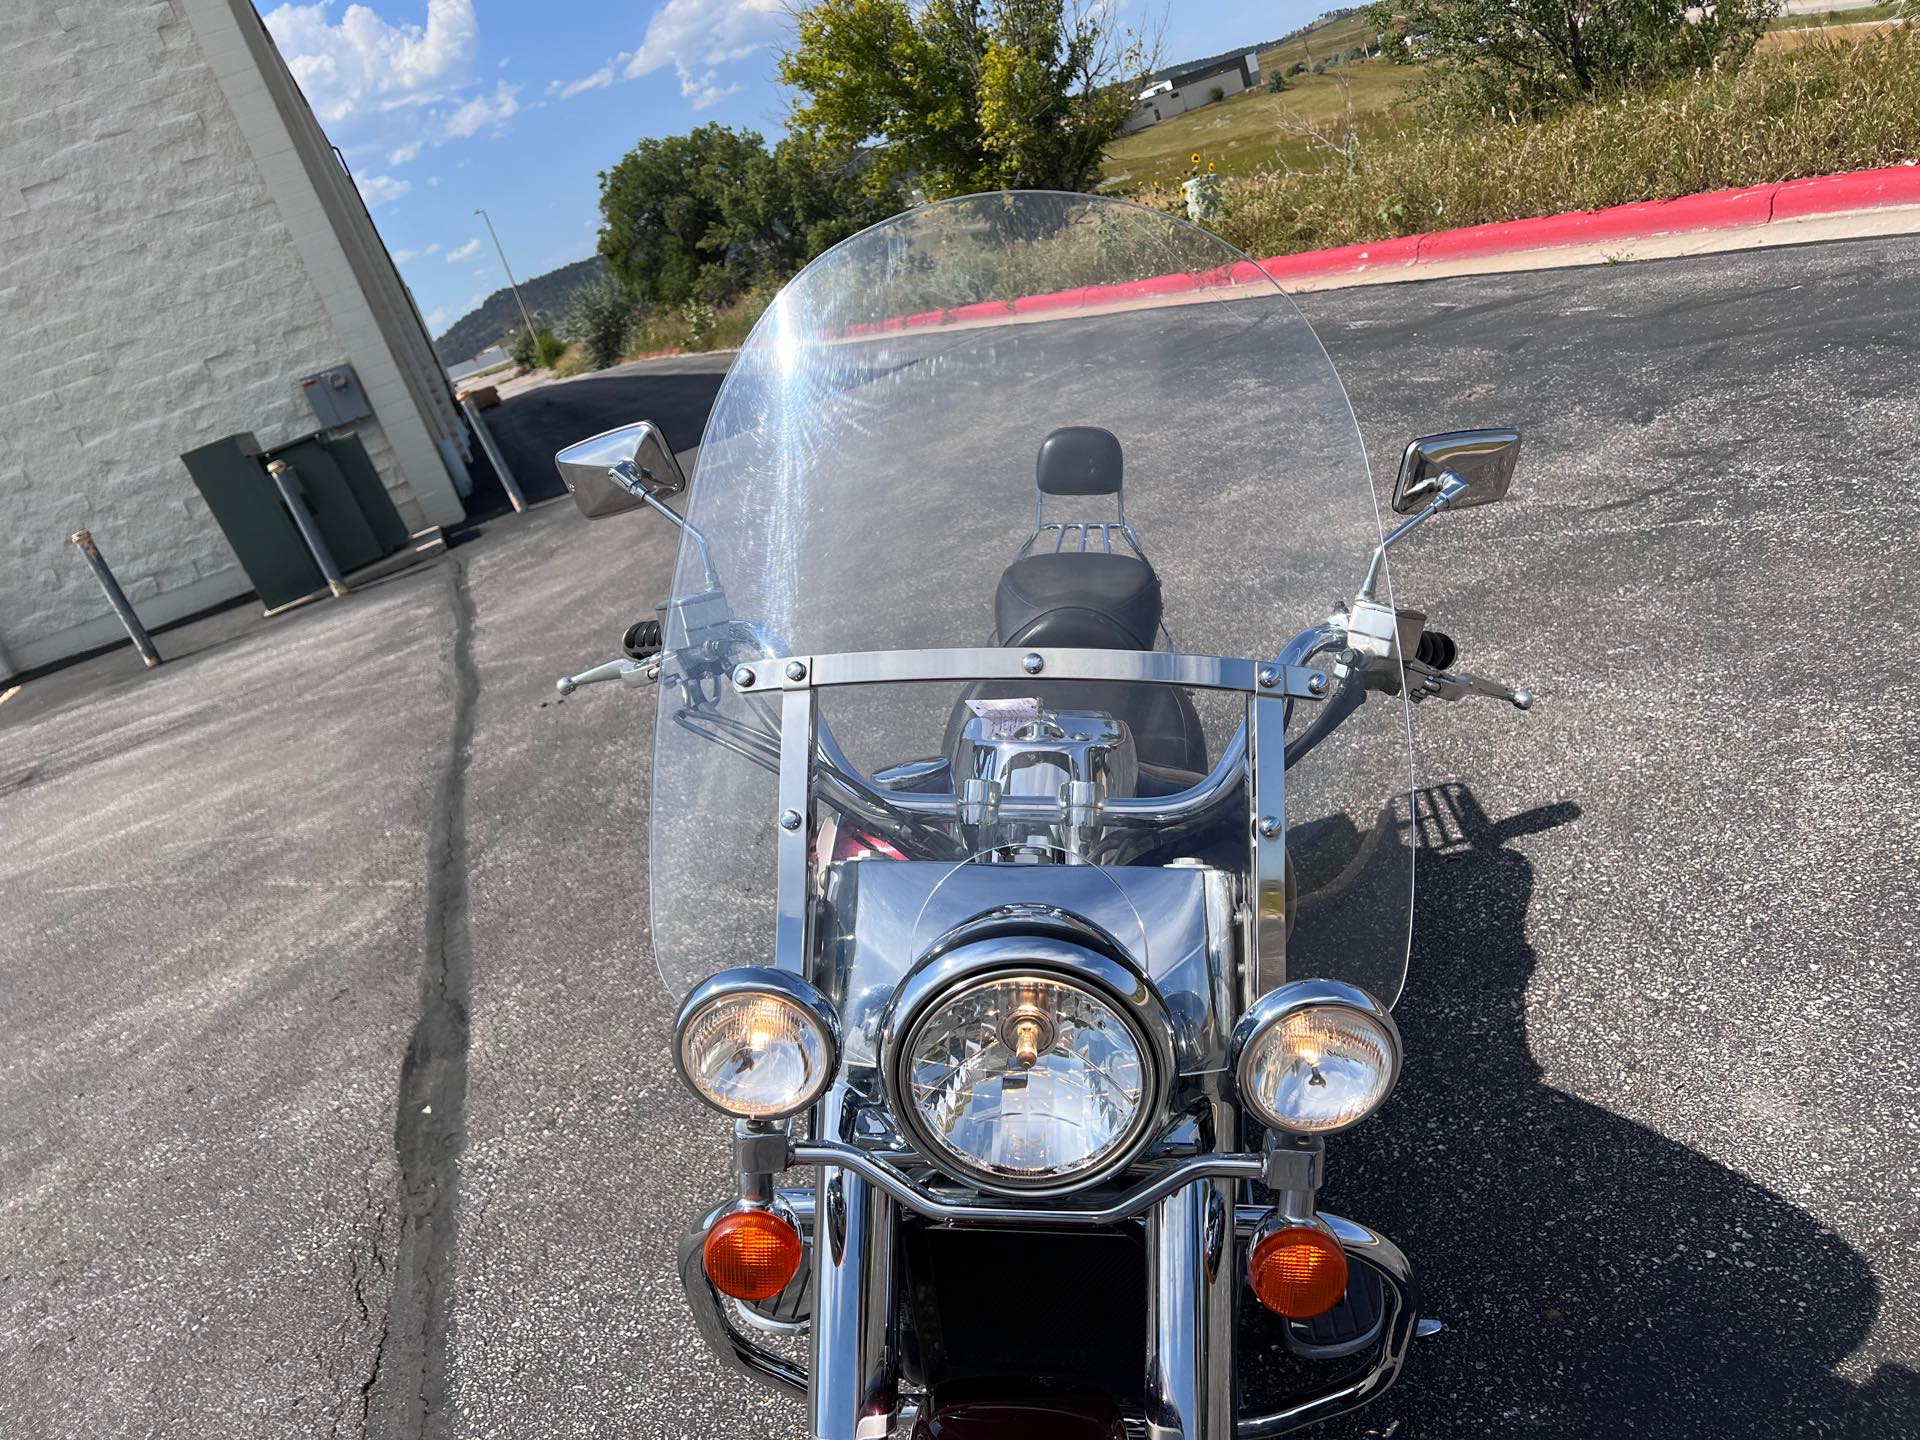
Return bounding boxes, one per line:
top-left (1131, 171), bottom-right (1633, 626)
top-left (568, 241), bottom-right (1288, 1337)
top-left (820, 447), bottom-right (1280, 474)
top-left (3, 232), bottom-right (1916, 1439)
top-left (479, 356), bottom-right (728, 508)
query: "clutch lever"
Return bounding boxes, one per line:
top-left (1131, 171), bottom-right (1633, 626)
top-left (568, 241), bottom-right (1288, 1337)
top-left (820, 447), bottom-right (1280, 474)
top-left (1405, 660), bottom-right (1533, 710)
top-left (555, 656), bottom-right (660, 696)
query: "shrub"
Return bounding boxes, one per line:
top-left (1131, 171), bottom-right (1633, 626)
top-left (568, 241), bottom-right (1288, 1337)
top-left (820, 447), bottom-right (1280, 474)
top-left (508, 325), bottom-right (563, 371)
top-left (1208, 85), bottom-right (1225, 103)
top-left (680, 299), bottom-right (718, 351)
top-left (1368, 0), bottom-right (1774, 120)
top-left (559, 276), bottom-right (639, 371)
top-left (1267, 71), bottom-right (1290, 93)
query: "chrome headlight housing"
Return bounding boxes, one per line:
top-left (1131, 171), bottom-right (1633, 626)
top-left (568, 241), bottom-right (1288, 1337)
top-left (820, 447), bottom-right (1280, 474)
top-left (883, 934), bottom-right (1170, 1196)
top-left (1232, 980), bottom-right (1400, 1135)
top-left (674, 968), bottom-right (841, 1120)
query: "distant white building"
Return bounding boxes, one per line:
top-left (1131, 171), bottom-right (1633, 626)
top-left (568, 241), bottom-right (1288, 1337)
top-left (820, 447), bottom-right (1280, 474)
top-left (1120, 53), bottom-right (1262, 134)
top-left (0, 0), bottom-right (472, 677)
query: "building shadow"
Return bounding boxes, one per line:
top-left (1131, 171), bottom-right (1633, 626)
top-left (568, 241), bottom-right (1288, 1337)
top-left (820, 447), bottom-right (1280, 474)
top-left (1316, 783), bottom-right (1917, 1437)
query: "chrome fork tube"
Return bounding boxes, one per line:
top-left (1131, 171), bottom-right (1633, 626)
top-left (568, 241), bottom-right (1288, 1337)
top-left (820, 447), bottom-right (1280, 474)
top-left (1145, 1174), bottom-right (1236, 1440)
top-left (809, 1165), bottom-right (898, 1440)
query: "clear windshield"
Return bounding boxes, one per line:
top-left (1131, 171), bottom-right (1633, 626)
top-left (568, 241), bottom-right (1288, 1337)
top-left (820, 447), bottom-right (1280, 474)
top-left (649, 192), bottom-right (1412, 1009)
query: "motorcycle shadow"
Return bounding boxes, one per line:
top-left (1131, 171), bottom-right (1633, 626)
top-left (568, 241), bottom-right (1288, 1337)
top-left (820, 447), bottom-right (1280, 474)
top-left (1315, 782), bottom-right (1917, 1438)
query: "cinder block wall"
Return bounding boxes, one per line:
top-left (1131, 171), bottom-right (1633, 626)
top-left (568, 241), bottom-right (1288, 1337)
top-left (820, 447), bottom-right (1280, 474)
top-left (0, 0), bottom-right (448, 676)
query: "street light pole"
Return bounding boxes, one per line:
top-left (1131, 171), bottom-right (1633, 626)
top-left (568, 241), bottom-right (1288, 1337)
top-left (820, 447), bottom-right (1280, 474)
top-left (474, 207), bottom-right (537, 343)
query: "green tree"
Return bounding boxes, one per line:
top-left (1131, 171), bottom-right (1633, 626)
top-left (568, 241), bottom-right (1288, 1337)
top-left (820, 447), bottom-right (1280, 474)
top-left (596, 124), bottom-right (768, 305)
top-left (597, 125), bottom-right (900, 308)
top-left (1368, 0), bottom-right (1777, 118)
top-left (780, 0), bottom-right (1151, 198)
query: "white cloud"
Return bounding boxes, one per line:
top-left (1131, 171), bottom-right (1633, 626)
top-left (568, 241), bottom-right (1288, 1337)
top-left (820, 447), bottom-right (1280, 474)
top-left (427, 289), bottom-right (485, 332)
top-left (622, 0), bottom-right (786, 79)
top-left (388, 140), bottom-right (423, 165)
top-left (440, 80), bottom-right (521, 138)
top-left (551, 56), bottom-right (623, 99)
top-left (556, 1), bottom-right (777, 106)
top-left (446, 237), bottom-right (482, 262)
top-left (674, 62), bottom-right (739, 110)
top-left (392, 246), bottom-right (421, 263)
top-left (261, 0), bottom-right (478, 125)
top-left (356, 172), bottom-right (412, 208)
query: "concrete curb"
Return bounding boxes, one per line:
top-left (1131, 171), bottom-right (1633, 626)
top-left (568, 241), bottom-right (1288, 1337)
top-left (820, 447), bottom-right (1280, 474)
top-left (1256, 162), bottom-right (1920, 283)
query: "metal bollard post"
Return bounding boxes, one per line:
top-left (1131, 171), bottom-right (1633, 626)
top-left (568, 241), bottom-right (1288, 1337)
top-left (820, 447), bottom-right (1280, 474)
top-left (70, 531), bottom-right (162, 667)
top-left (460, 396), bottom-right (526, 513)
top-left (266, 458), bottom-right (348, 599)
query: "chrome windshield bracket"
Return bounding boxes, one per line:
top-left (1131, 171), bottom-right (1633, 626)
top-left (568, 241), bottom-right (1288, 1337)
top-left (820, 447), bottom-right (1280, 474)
top-left (1248, 691), bottom-right (1289, 995)
top-left (730, 647), bottom-right (1329, 699)
top-left (773, 687), bottom-right (816, 975)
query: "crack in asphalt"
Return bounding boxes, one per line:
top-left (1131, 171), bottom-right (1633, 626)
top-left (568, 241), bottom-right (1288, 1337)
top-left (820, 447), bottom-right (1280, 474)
top-left (366, 560), bottom-right (479, 1440)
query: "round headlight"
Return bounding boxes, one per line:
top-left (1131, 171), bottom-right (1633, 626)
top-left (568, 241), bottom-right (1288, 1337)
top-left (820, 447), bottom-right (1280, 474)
top-left (1233, 981), bottom-right (1399, 1135)
top-left (892, 964), bottom-right (1159, 1193)
top-left (674, 969), bottom-right (840, 1120)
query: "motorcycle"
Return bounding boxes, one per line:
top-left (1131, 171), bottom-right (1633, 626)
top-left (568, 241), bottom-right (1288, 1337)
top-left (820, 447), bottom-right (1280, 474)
top-left (553, 192), bottom-right (1531, 1438)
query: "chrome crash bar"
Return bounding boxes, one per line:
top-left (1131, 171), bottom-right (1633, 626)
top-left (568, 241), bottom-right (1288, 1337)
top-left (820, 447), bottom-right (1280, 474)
top-left (679, 1179), bottom-right (1419, 1439)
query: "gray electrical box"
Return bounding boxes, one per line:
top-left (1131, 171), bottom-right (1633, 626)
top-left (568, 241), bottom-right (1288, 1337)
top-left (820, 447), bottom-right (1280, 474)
top-left (298, 364), bottom-right (371, 428)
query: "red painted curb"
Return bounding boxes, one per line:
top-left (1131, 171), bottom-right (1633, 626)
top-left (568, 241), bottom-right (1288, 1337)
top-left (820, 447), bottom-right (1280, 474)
top-left (1258, 161), bottom-right (1920, 281)
top-left (823, 163), bottom-right (1920, 340)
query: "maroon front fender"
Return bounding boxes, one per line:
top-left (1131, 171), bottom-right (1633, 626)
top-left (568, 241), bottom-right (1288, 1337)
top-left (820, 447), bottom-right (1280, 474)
top-left (912, 1384), bottom-right (1127, 1440)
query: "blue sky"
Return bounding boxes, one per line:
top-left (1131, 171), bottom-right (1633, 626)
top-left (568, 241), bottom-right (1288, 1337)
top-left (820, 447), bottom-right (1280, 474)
top-left (255, 1), bottom-right (1328, 337)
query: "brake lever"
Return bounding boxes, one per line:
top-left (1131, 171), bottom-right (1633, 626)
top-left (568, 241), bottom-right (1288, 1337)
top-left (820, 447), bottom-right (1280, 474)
top-left (555, 656), bottom-right (660, 696)
top-left (1405, 660), bottom-right (1533, 710)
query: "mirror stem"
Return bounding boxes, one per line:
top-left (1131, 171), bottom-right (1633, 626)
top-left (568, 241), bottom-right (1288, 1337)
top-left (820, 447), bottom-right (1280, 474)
top-left (1357, 472), bottom-right (1466, 602)
top-left (610, 461), bottom-right (720, 590)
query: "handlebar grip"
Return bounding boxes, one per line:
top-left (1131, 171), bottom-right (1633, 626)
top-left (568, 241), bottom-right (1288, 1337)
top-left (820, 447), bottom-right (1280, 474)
top-left (1415, 629), bottom-right (1458, 671)
top-left (623, 619), bottom-right (663, 659)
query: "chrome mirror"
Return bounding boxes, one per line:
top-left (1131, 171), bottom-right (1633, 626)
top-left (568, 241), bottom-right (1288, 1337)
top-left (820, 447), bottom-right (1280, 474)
top-left (1390, 429), bottom-right (1520, 515)
top-left (555, 420), bottom-right (687, 520)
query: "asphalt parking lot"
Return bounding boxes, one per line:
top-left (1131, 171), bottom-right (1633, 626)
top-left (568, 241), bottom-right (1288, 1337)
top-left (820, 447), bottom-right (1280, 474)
top-left (3, 232), bottom-right (1917, 1439)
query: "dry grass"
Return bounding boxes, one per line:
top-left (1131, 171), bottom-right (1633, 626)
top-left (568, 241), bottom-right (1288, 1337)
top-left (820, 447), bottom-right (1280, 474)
top-left (548, 343), bottom-right (594, 380)
top-left (1168, 30), bottom-right (1920, 259)
top-left (1760, 13), bottom-right (1907, 48)
top-left (1103, 59), bottom-right (1419, 188)
top-left (1766, 2), bottom-right (1901, 31)
top-left (619, 291), bottom-right (773, 361)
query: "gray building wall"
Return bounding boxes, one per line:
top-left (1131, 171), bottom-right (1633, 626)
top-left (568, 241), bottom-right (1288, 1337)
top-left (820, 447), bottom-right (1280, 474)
top-left (0, 0), bottom-right (468, 677)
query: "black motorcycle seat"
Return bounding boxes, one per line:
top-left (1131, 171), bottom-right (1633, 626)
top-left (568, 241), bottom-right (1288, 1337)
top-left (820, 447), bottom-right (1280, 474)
top-left (993, 551), bottom-right (1162, 651)
top-left (960, 549), bottom-right (1202, 775)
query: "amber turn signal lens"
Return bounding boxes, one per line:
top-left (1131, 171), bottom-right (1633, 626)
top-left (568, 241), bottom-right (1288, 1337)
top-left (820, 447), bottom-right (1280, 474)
top-left (1248, 1223), bottom-right (1349, 1319)
top-left (703, 1208), bottom-right (804, 1302)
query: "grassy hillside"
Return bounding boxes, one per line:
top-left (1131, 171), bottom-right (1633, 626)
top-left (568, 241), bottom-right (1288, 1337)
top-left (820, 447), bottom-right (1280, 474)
top-left (433, 254), bottom-right (606, 363)
top-left (1103, 14), bottom-right (1416, 189)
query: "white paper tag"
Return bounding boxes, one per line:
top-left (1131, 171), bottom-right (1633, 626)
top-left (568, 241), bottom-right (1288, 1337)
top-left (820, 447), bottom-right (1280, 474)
top-left (965, 696), bottom-right (1041, 738)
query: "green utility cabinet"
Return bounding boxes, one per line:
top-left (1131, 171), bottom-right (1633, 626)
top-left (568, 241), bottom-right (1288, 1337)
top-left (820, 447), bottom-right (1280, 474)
top-left (181, 431), bottom-right (411, 610)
